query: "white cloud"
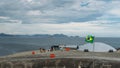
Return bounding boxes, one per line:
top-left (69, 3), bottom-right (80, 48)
top-left (26, 0), bottom-right (33, 2)
top-left (71, 0), bottom-right (107, 11)
top-left (108, 9), bottom-right (120, 16)
top-left (0, 16), bottom-right (9, 19)
top-left (0, 0), bottom-right (120, 37)
top-left (21, 0), bottom-right (50, 6)
top-left (8, 20), bottom-right (22, 24)
top-left (1, 22), bottom-right (119, 37)
top-left (0, 16), bottom-right (22, 24)
top-left (27, 10), bottom-right (42, 16)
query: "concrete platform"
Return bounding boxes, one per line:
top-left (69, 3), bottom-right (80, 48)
top-left (0, 50), bottom-right (120, 68)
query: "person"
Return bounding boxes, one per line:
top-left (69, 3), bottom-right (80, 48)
top-left (77, 46), bottom-right (79, 50)
top-left (39, 48), bottom-right (42, 53)
top-left (39, 48), bottom-right (47, 53)
top-left (43, 48), bottom-right (46, 53)
top-left (48, 49), bottom-right (50, 52)
top-left (50, 47), bottom-right (54, 52)
top-left (60, 47), bottom-right (64, 51)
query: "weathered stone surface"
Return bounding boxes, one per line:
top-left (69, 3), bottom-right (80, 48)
top-left (1, 50), bottom-right (120, 68)
top-left (0, 58), bottom-right (120, 68)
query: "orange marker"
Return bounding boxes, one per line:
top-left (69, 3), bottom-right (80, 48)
top-left (65, 48), bottom-right (70, 51)
top-left (32, 51), bottom-right (35, 55)
top-left (50, 54), bottom-right (55, 58)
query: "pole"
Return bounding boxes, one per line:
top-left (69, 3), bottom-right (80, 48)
top-left (93, 42), bottom-right (95, 68)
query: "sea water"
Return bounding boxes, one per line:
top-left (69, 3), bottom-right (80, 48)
top-left (0, 37), bottom-right (120, 56)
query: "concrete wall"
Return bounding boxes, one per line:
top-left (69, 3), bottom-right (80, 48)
top-left (0, 58), bottom-right (120, 68)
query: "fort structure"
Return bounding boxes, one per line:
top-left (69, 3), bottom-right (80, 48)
top-left (0, 50), bottom-right (120, 68)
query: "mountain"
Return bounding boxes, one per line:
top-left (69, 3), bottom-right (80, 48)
top-left (0, 33), bottom-right (70, 38)
top-left (0, 33), bottom-right (14, 37)
top-left (52, 34), bottom-right (68, 37)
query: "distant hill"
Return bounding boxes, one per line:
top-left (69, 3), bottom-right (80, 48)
top-left (0, 33), bottom-right (14, 37)
top-left (0, 33), bottom-right (73, 38)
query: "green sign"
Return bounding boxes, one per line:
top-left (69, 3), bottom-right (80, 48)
top-left (85, 35), bottom-right (94, 43)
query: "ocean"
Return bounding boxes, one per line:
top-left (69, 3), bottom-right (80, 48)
top-left (0, 37), bottom-right (120, 56)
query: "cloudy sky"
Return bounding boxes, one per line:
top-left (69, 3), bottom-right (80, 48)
top-left (0, 0), bottom-right (120, 37)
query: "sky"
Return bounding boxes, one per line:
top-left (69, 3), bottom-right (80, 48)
top-left (0, 0), bottom-right (120, 37)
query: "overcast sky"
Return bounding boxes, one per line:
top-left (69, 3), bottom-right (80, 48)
top-left (0, 0), bottom-right (120, 37)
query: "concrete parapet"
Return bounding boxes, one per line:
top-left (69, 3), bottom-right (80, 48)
top-left (1, 50), bottom-right (120, 68)
top-left (0, 58), bottom-right (120, 68)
